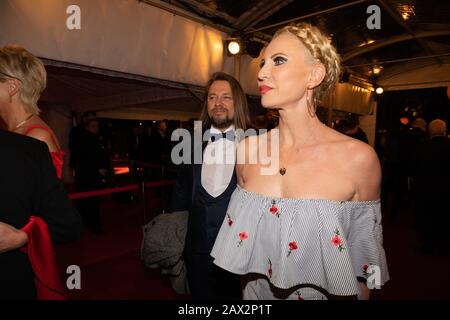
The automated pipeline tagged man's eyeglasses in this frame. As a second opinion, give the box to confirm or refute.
[0,70,22,82]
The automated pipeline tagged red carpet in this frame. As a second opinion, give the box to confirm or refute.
[55,192,190,300]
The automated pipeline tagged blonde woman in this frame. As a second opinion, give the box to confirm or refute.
[0,45,64,179]
[211,23,389,300]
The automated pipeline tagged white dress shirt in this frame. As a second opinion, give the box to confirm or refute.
[201,125,236,197]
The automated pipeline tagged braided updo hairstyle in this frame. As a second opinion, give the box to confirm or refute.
[274,23,341,103]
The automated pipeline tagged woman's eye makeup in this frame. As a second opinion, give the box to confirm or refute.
[259,59,265,69]
[273,56,287,65]
[259,56,287,68]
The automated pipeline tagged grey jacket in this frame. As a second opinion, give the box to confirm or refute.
[141,210,189,294]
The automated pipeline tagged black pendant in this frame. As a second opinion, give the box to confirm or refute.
[279,167,286,176]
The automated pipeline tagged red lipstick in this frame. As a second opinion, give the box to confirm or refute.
[259,85,273,94]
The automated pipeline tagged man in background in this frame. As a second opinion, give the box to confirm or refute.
[412,119,450,255]
[168,72,250,300]
[69,110,97,175]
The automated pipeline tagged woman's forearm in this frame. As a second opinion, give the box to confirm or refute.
[0,222,28,253]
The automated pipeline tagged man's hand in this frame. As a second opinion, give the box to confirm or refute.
[0,222,28,253]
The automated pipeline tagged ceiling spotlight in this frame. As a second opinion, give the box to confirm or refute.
[372,65,383,75]
[397,4,415,21]
[376,87,384,94]
[227,40,241,55]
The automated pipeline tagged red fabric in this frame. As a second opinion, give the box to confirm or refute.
[20,216,66,300]
[24,125,65,179]
[49,151,64,179]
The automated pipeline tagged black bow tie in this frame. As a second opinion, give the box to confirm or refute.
[209,131,235,142]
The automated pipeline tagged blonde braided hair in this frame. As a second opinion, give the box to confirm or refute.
[274,23,341,103]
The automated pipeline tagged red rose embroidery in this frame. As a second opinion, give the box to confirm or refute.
[287,241,298,256]
[362,264,369,277]
[227,214,233,227]
[331,235,342,246]
[237,231,248,247]
[239,232,248,240]
[295,291,304,300]
[332,229,345,252]
[269,205,278,214]
[269,200,280,217]
[289,242,298,250]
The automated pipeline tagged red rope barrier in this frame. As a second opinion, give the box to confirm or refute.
[144,179,176,189]
[133,160,177,172]
[68,185,139,200]
[68,180,176,200]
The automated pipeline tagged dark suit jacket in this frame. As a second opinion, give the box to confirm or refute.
[168,128,243,300]
[168,129,236,253]
[167,130,199,213]
[74,131,109,190]
[0,130,82,299]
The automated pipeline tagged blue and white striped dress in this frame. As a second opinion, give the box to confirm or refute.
[211,185,389,300]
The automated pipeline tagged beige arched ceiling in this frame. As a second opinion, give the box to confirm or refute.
[151,0,450,91]
[2,0,449,121]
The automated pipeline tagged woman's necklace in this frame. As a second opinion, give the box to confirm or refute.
[13,113,34,132]
[279,124,317,176]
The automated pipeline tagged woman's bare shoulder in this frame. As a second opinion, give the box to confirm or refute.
[341,138,379,168]
[321,128,381,200]
[324,126,376,163]
[338,138,381,200]
[24,119,59,152]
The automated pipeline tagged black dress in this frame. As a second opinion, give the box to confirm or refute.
[0,130,81,299]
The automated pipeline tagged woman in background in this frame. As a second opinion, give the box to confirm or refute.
[0,45,64,179]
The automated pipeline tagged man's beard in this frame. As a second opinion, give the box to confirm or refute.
[210,111,233,129]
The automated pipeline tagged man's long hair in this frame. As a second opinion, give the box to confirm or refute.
[199,72,251,131]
